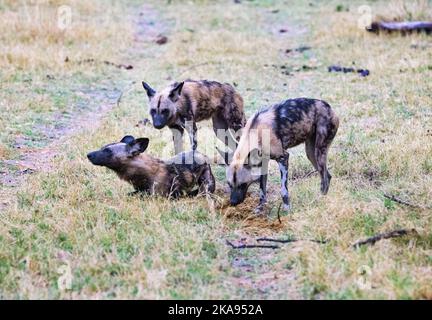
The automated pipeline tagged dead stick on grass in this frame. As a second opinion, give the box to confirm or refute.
[367,21,432,34]
[383,194,423,208]
[276,203,282,224]
[116,81,136,107]
[257,237,327,244]
[226,240,280,250]
[352,228,418,249]
[292,166,332,182]
[76,58,134,70]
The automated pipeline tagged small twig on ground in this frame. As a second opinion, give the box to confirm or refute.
[367,21,432,35]
[226,240,279,250]
[303,169,318,179]
[285,46,312,54]
[290,169,317,182]
[116,81,136,107]
[292,166,333,182]
[257,237,327,244]
[257,237,296,244]
[383,194,422,208]
[72,58,134,70]
[276,203,282,224]
[328,65,370,77]
[352,228,418,249]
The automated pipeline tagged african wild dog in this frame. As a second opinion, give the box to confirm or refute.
[142,79,246,154]
[87,136,215,198]
[219,98,339,213]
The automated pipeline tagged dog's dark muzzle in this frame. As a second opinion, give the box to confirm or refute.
[230,188,247,206]
[87,151,104,166]
[152,114,168,129]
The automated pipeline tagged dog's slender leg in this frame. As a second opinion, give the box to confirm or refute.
[198,165,216,194]
[314,135,331,195]
[305,135,318,170]
[315,112,338,195]
[254,174,268,214]
[277,153,290,211]
[185,120,198,152]
[170,125,184,155]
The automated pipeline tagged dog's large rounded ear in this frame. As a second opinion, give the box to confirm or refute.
[168,81,184,102]
[121,135,135,145]
[129,138,149,156]
[142,82,156,99]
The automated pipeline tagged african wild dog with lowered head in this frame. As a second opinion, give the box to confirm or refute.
[87,136,215,198]
[219,98,339,213]
[142,79,246,154]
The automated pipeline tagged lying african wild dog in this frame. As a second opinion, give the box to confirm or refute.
[142,79,246,154]
[87,136,215,198]
[218,98,339,212]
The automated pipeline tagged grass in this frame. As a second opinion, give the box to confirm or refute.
[0,0,431,299]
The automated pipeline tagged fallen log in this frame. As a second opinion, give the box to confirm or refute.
[367,21,432,35]
[352,228,418,249]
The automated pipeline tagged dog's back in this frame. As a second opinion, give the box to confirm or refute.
[165,151,215,195]
[179,80,245,127]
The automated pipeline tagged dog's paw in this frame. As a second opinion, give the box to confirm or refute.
[254,204,267,215]
[282,203,291,212]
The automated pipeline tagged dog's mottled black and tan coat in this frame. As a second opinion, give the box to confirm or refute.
[222,98,339,212]
[87,136,215,198]
[142,79,246,154]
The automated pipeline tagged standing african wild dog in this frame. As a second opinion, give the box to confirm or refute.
[87,136,215,198]
[219,98,339,212]
[142,79,246,154]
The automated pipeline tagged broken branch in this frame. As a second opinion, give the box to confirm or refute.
[367,21,432,35]
[352,228,418,249]
[276,203,282,224]
[116,81,136,107]
[226,240,279,250]
[257,237,327,244]
[383,194,425,209]
[72,58,134,70]
[292,166,332,182]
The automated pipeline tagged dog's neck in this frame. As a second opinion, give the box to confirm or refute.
[114,154,164,178]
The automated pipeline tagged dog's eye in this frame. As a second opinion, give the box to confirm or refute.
[150,109,156,115]
[161,109,169,116]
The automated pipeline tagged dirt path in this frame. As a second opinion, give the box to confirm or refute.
[0,5,166,189]
[1,87,121,186]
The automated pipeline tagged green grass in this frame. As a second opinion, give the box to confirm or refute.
[0,0,431,299]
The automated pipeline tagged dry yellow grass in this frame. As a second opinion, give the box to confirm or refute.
[0,1,132,73]
[0,0,431,299]
[375,0,432,22]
